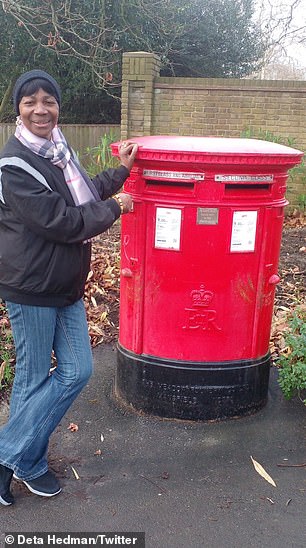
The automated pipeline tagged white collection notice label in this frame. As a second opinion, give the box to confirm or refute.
[230,211,258,252]
[155,207,182,250]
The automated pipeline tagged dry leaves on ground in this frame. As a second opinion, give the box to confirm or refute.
[270,213,306,360]
[250,456,277,487]
[84,225,121,347]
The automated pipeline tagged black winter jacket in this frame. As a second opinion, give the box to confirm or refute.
[0,136,128,306]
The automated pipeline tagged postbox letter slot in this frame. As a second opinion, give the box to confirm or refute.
[146,180,194,188]
[225,183,270,191]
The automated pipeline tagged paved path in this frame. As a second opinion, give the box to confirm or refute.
[1,344,305,547]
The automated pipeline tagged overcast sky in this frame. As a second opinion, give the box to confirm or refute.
[255,0,306,68]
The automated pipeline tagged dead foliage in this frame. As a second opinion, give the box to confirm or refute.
[270,212,306,361]
[84,224,121,346]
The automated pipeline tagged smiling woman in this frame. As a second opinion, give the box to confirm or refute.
[0,69,138,506]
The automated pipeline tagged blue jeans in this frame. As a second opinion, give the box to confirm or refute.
[0,299,93,480]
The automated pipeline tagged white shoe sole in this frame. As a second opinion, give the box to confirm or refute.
[0,494,13,506]
[13,474,61,497]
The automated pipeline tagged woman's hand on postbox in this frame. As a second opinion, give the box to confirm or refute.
[116,192,133,214]
[118,141,138,172]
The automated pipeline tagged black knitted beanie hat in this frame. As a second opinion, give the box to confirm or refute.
[13,69,61,114]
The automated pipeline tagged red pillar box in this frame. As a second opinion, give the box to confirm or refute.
[111,136,303,421]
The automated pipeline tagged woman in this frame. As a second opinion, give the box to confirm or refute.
[0,69,137,505]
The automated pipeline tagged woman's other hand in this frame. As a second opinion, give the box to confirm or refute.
[118,141,138,172]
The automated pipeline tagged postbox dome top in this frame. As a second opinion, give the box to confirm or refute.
[112,135,303,167]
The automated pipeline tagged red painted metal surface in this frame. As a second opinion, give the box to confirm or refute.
[112,136,303,363]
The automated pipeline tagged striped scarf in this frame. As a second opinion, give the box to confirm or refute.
[15,121,99,206]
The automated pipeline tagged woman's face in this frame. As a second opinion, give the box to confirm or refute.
[19,88,59,140]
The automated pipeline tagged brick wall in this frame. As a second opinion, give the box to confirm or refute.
[121,52,306,207]
[121,51,161,139]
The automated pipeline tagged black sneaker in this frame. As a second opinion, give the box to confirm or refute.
[0,464,14,506]
[14,470,61,497]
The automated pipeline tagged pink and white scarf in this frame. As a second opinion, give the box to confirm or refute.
[15,120,99,206]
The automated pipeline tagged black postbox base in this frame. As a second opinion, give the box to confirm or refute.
[115,344,271,421]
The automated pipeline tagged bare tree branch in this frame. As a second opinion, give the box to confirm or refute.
[2,0,127,89]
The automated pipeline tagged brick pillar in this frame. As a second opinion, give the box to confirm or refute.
[121,51,161,139]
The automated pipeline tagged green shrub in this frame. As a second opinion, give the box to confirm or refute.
[240,127,298,147]
[277,308,306,405]
[297,193,306,211]
[240,127,306,208]
[84,131,120,177]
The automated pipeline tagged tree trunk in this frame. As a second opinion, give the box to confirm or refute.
[0,80,14,121]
